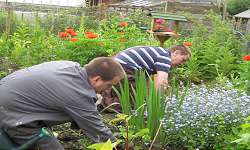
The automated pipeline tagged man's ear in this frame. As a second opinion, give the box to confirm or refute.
[90,76,102,85]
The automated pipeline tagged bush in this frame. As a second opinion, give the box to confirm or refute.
[162,82,250,149]
[171,11,244,83]
[227,0,250,15]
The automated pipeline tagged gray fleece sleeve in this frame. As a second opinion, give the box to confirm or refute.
[64,96,116,143]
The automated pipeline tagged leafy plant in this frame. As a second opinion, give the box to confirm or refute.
[87,139,121,150]
[172,11,243,83]
[231,116,250,148]
[114,71,166,141]
[239,55,250,95]
[109,113,150,149]
[113,75,131,116]
[131,71,147,131]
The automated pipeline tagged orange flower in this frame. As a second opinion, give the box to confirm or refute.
[119,22,129,27]
[59,32,68,38]
[70,31,77,36]
[66,27,74,34]
[85,31,94,35]
[243,55,250,61]
[86,33,98,39]
[70,38,78,42]
[183,42,192,47]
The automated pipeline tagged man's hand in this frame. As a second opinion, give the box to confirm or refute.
[154,71,168,91]
[114,142,134,150]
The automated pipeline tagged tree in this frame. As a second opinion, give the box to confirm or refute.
[227,0,250,15]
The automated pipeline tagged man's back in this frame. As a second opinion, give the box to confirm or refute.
[0,61,96,128]
[115,46,172,74]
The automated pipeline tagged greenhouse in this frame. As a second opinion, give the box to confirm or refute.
[0,0,249,150]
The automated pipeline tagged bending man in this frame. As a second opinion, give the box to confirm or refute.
[101,45,191,110]
[0,57,124,150]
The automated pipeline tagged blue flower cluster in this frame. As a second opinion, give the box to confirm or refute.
[162,82,250,148]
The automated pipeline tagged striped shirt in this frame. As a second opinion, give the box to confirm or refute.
[115,46,171,74]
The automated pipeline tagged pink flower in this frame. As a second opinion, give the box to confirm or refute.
[155,19,165,24]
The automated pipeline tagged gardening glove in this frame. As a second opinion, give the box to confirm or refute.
[95,94,103,106]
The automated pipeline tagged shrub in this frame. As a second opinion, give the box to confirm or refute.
[227,0,250,15]
[162,82,250,149]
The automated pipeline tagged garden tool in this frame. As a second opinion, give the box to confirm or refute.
[0,128,51,150]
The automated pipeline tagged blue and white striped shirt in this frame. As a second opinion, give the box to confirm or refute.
[115,46,171,74]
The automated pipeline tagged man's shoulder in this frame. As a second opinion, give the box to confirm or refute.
[30,61,80,71]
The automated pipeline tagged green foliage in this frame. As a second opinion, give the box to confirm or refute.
[109,114,150,149]
[56,37,112,65]
[0,33,15,78]
[38,9,82,34]
[238,60,250,95]
[127,10,151,28]
[172,11,243,83]
[10,23,61,67]
[81,16,100,31]
[113,76,131,116]
[163,82,249,149]
[0,10,20,36]
[215,116,250,149]
[99,13,152,50]
[227,0,250,15]
[87,139,121,150]
[132,71,147,131]
[114,71,165,141]
[147,77,164,140]
[0,11,6,35]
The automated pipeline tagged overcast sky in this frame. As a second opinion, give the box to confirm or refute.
[0,0,85,7]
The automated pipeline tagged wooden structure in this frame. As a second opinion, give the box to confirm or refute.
[108,0,168,12]
[108,0,222,14]
[148,12,187,47]
[234,9,250,34]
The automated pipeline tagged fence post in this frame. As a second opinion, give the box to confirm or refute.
[222,0,227,21]
[5,1,12,35]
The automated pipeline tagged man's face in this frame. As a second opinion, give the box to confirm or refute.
[90,75,123,93]
[171,50,190,67]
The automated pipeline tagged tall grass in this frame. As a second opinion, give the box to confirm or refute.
[115,71,166,140]
[113,75,131,115]
[132,71,147,131]
[147,77,164,139]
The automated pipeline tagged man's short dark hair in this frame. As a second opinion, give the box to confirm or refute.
[170,45,192,57]
[85,57,124,81]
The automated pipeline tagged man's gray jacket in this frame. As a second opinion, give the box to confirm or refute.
[0,61,115,142]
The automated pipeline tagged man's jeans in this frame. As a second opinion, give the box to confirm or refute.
[5,121,64,150]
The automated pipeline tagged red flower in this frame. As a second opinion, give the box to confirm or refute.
[183,42,192,47]
[86,33,98,39]
[119,22,129,27]
[59,32,68,38]
[243,55,250,61]
[70,38,78,42]
[70,31,77,36]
